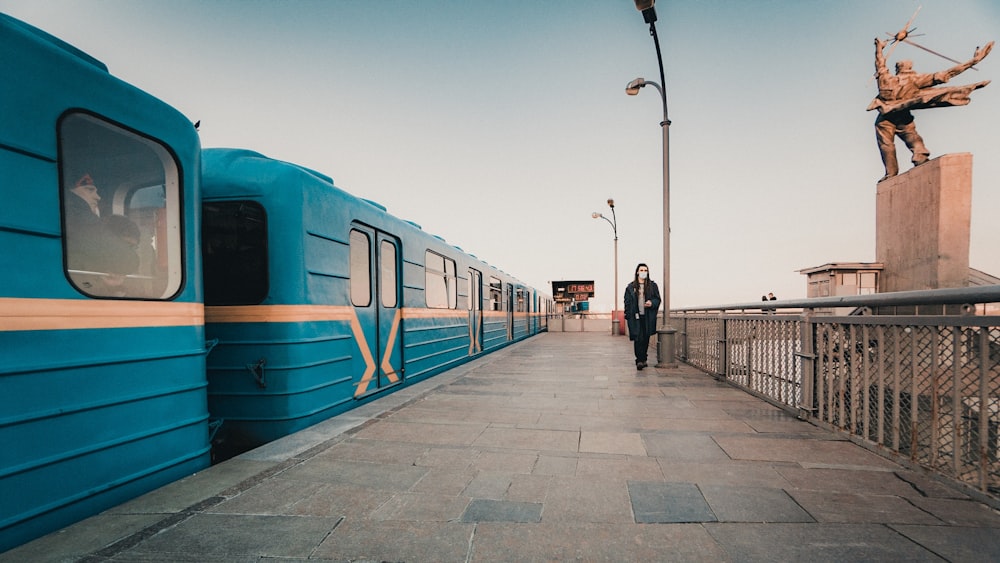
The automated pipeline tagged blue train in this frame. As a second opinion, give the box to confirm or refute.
[200,148,551,459]
[0,13,550,552]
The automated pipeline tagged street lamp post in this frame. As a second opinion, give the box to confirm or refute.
[592,198,619,336]
[627,0,676,368]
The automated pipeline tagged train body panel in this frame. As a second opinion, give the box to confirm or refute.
[201,149,549,456]
[0,14,208,552]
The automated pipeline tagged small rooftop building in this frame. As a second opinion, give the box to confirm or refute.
[798,262,883,315]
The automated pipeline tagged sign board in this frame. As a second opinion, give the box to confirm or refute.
[551,280,595,303]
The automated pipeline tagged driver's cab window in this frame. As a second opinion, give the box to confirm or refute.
[59,112,183,299]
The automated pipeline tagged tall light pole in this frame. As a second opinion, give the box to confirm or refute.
[592,198,619,336]
[627,0,676,367]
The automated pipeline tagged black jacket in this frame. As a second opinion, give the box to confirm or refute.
[623,279,661,340]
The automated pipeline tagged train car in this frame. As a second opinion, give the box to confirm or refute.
[201,148,549,459]
[0,14,209,551]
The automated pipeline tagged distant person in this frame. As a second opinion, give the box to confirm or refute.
[64,173,141,296]
[64,173,103,272]
[67,173,101,218]
[91,214,141,297]
[624,263,660,370]
[765,292,777,313]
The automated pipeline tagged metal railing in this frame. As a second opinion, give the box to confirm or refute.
[674,285,1000,503]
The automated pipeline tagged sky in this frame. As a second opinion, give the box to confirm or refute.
[5,0,999,310]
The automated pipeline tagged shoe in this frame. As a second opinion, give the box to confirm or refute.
[637,362,646,370]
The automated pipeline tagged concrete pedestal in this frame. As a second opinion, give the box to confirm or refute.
[876,153,971,292]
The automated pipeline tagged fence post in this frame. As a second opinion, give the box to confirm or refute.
[797,308,816,417]
[717,312,728,379]
[679,315,688,361]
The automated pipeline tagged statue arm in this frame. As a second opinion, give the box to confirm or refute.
[934,41,995,84]
[874,37,888,75]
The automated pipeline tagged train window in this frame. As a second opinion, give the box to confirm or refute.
[516,288,526,312]
[446,259,457,308]
[350,229,371,307]
[60,112,183,299]
[489,276,502,311]
[202,201,268,305]
[468,269,482,311]
[380,240,397,308]
[425,250,456,309]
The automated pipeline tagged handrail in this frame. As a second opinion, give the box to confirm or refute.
[676,284,1000,312]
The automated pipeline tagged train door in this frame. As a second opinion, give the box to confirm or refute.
[468,268,483,354]
[506,283,514,341]
[350,225,402,396]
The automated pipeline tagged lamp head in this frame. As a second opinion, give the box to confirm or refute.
[592,212,601,219]
[607,198,614,208]
[626,77,645,95]
[633,0,657,24]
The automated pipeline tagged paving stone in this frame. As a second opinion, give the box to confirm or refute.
[461,499,542,522]
[0,513,163,563]
[775,466,924,498]
[414,445,480,469]
[505,474,553,502]
[283,482,393,518]
[628,481,718,523]
[787,490,943,524]
[472,450,537,473]
[462,472,513,499]
[700,485,814,523]
[533,454,578,476]
[470,522,730,561]
[544,477,634,523]
[532,412,627,432]
[472,426,579,452]
[705,522,941,562]
[656,460,794,488]
[714,434,901,468]
[120,514,339,559]
[208,477,327,515]
[900,496,1000,527]
[642,433,732,462]
[410,467,477,495]
[312,519,473,562]
[576,456,664,481]
[279,458,428,491]
[370,491,470,521]
[352,419,488,445]
[315,438,428,465]
[894,470,973,499]
[580,430,647,455]
[891,524,1000,561]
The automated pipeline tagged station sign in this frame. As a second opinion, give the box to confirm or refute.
[551,280,595,303]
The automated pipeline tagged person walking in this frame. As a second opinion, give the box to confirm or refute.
[624,263,660,370]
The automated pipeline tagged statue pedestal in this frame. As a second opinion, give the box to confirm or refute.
[876,153,972,292]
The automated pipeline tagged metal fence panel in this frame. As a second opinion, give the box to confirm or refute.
[676,312,1000,499]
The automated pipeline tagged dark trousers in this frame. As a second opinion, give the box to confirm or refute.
[633,318,651,364]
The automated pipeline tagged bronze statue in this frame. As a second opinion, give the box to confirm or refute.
[868,38,993,181]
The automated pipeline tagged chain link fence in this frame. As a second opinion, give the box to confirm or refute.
[677,309,1000,500]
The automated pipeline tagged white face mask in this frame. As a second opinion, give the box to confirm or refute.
[638,272,647,280]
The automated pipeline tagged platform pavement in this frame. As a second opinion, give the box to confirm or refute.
[5,331,1000,562]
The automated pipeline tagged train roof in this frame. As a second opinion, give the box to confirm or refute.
[1,13,106,71]
[200,148,545,293]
